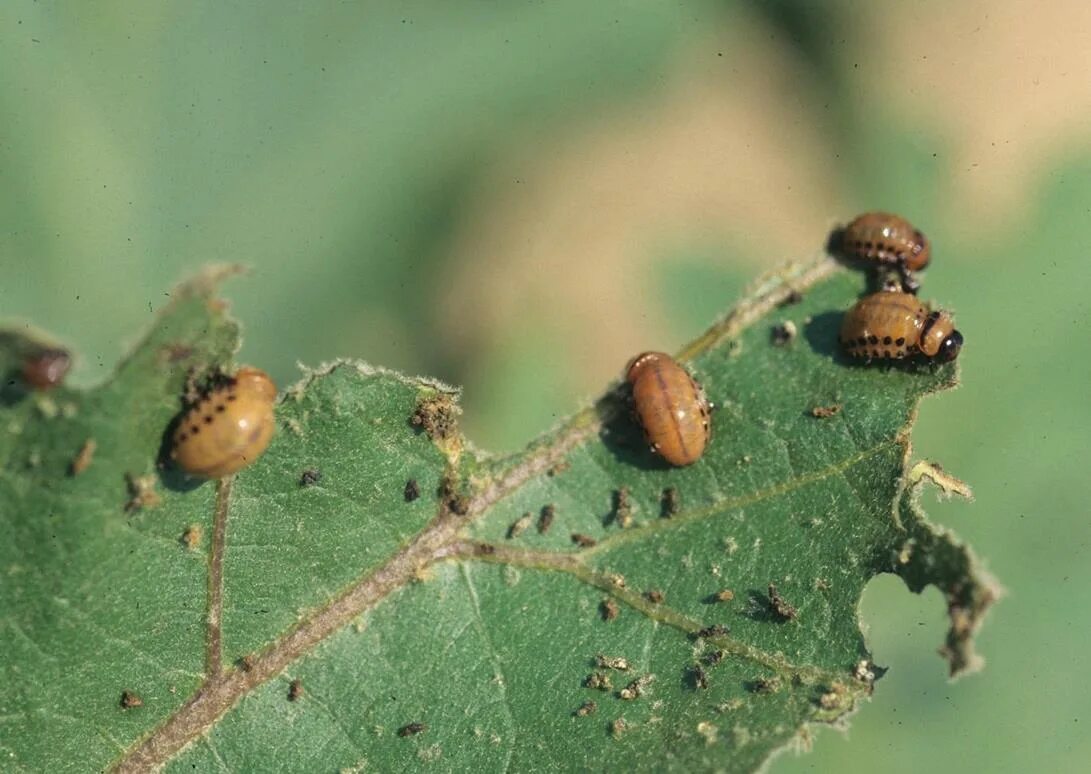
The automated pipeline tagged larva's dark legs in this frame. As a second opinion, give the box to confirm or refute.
[898,263,920,294]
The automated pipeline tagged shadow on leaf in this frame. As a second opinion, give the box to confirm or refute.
[596,393,672,472]
[155,413,205,493]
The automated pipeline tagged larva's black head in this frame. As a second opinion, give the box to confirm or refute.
[937,329,963,363]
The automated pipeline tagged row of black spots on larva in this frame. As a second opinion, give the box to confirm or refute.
[169,368,277,480]
[839,290,963,365]
[829,213,965,365]
[838,212,931,295]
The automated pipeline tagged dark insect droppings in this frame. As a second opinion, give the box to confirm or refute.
[571,533,597,548]
[692,624,729,640]
[398,722,426,737]
[767,583,799,621]
[660,487,681,518]
[404,479,421,502]
[537,504,556,534]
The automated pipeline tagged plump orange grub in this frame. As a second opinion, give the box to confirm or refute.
[22,348,72,390]
[843,212,930,293]
[840,290,963,362]
[170,367,277,478]
[625,351,711,466]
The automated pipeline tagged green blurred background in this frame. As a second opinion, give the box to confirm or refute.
[2,1,1088,771]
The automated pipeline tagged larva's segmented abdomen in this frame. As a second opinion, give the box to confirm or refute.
[843,212,930,272]
[840,291,926,360]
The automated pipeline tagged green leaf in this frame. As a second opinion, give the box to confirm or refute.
[0,256,997,773]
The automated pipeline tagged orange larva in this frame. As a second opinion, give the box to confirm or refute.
[843,212,930,292]
[625,352,711,466]
[22,348,71,391]
[170,367,277,478]
[840,290,963,363]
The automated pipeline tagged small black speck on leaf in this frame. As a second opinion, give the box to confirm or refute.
[584,672,613,691]
[767,583,799,621]
[404,478,420,502]
[299,468,322,487]
[574,700,597,717]
[608,487,633,528]
[748,677,782,694]
[810,403,842,419]
[507,512,533,539]
[571,533,597,548]
[771,320,797,346]
[537,504,556,534]
[398,722,426,737]
[688,664,710,690]
[703,649,725,666]
[660,487,680,518]
[692,624,729,640]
